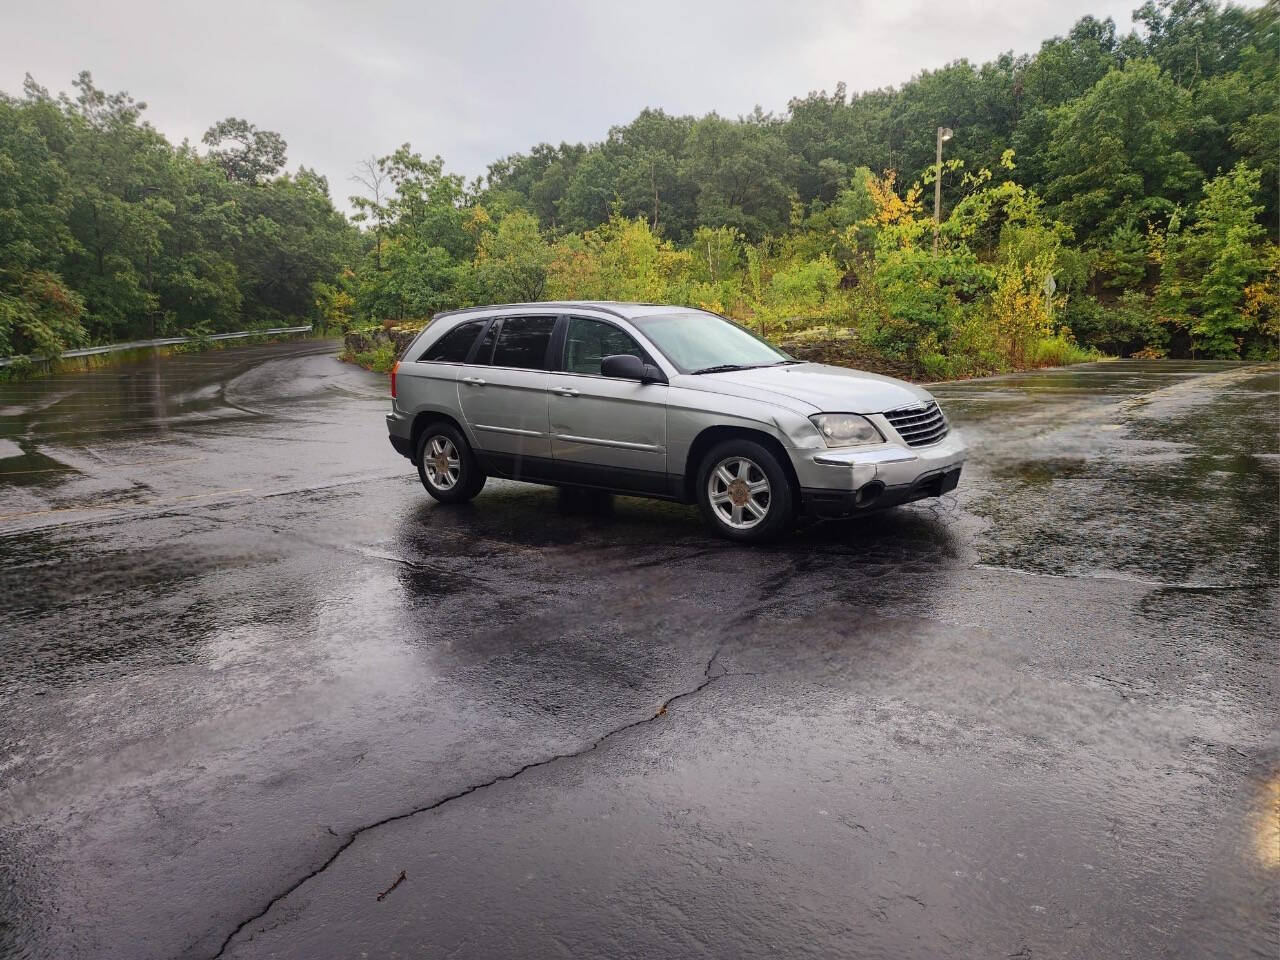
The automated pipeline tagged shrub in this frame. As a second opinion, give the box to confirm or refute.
[344,341,397,373]
[1027,333,1098,367]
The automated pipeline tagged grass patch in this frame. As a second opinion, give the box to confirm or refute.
[1027,334,1103,368]
[342,342,397,373]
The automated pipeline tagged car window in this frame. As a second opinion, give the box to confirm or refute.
[630,311,790,373]
[563,317,652,376]
[421,320,485,363]
[489,315,556,370]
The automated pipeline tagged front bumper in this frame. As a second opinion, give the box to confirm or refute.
[801,464,962,518]
[794,430,966,518]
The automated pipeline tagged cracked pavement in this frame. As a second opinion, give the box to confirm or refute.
[0,341,1276,959]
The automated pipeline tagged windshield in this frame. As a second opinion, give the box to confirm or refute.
[630,312,792,374]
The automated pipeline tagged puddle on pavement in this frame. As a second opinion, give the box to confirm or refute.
[0,445,78,486]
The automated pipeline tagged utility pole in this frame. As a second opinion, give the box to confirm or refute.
[933,126,953,256]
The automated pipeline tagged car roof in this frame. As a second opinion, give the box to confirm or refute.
[430,302,707,323]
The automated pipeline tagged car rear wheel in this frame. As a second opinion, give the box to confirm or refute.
[696,439,794,542]
[417,423,486,503]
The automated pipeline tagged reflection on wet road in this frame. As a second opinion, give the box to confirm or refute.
[0,342,1276,959]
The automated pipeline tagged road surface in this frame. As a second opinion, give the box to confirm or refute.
[0,340,1275,959]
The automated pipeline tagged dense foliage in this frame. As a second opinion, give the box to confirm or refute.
[0,73,354,358]
[329,0,1276,374]
[3,0,1276,374]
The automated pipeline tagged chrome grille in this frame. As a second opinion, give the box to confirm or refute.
[883,400,948,447]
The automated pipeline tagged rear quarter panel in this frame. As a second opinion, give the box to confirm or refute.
[394,362,468,447]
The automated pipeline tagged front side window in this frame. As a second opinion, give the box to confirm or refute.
[421,320,485,363]
[489,315,556,370]
[563,317,651,376]
[630,311,791,374]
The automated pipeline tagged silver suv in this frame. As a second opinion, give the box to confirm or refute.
[386,302,966,542]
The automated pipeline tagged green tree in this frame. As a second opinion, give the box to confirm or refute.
[1136,0,1257,86]
[379,146,474,261]
[234,167,352,325]
[347,145,476,322]
[202,117,287,184]
[559,151,619,232]
[1020,16,1126,107]
[782,84,859,205]
[0,92,86,355]
[358,235,463,322]
[546,215,688,303]
[606,109,694,236]
[1043,59,1200,242]
[54,72,171,341]
[0,71,355,354]
[148,145,241,335]
[474,210,553,302]
[1159,163,1269,357]
[681,112,796,239]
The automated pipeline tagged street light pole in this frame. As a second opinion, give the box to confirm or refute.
[933,126,953,256]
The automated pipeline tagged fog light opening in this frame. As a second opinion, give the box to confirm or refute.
[854,480,885,506]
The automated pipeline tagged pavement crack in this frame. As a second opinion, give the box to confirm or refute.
[209,643,726,959]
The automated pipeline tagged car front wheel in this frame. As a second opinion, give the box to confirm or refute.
[696,438,794,542]
[417,423,486,503]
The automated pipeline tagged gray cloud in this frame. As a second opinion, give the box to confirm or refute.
[0,0,1248,212]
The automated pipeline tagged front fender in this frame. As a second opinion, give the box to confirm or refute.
[666,386,821,480]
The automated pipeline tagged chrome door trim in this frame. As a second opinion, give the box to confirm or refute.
[473,423,544,438]
[552,433,664,452]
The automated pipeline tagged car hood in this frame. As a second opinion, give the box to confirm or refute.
[678,363,932,414]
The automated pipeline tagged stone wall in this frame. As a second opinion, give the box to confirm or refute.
[342,324,425,359]
[778,333,916,381]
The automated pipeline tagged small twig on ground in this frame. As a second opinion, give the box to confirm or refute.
[376,870,406,902]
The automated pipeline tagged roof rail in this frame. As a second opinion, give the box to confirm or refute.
[428,301,633,322]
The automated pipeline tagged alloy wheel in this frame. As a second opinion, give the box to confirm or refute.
[424,435,461,490]
[707,456,771,530]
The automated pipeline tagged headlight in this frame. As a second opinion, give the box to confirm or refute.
[809,413,883,447]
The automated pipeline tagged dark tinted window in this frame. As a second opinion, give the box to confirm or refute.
[490,316,556,370]
[421,320,484,363]
[564,317,651,375]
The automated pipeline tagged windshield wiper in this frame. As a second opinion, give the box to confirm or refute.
[691,363,752,375]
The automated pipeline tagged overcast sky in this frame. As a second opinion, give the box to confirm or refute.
[0,0,1254,212]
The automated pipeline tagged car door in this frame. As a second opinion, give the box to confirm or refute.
[457,314,556,478]
[547,316,668,493]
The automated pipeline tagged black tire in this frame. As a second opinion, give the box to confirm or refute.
[416,423,486,504]
[695,438,794,543]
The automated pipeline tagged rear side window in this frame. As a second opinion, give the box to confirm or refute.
[421,320,485,363]
[490,316,556,370]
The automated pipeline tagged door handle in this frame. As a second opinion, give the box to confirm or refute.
[462,376,486,386]
[552,386,579,397]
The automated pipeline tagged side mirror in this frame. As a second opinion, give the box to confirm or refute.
[601,354,665,383]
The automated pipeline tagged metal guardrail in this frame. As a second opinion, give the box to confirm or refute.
[0,325,313,368]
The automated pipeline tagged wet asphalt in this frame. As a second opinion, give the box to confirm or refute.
[0,340,1276,960]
